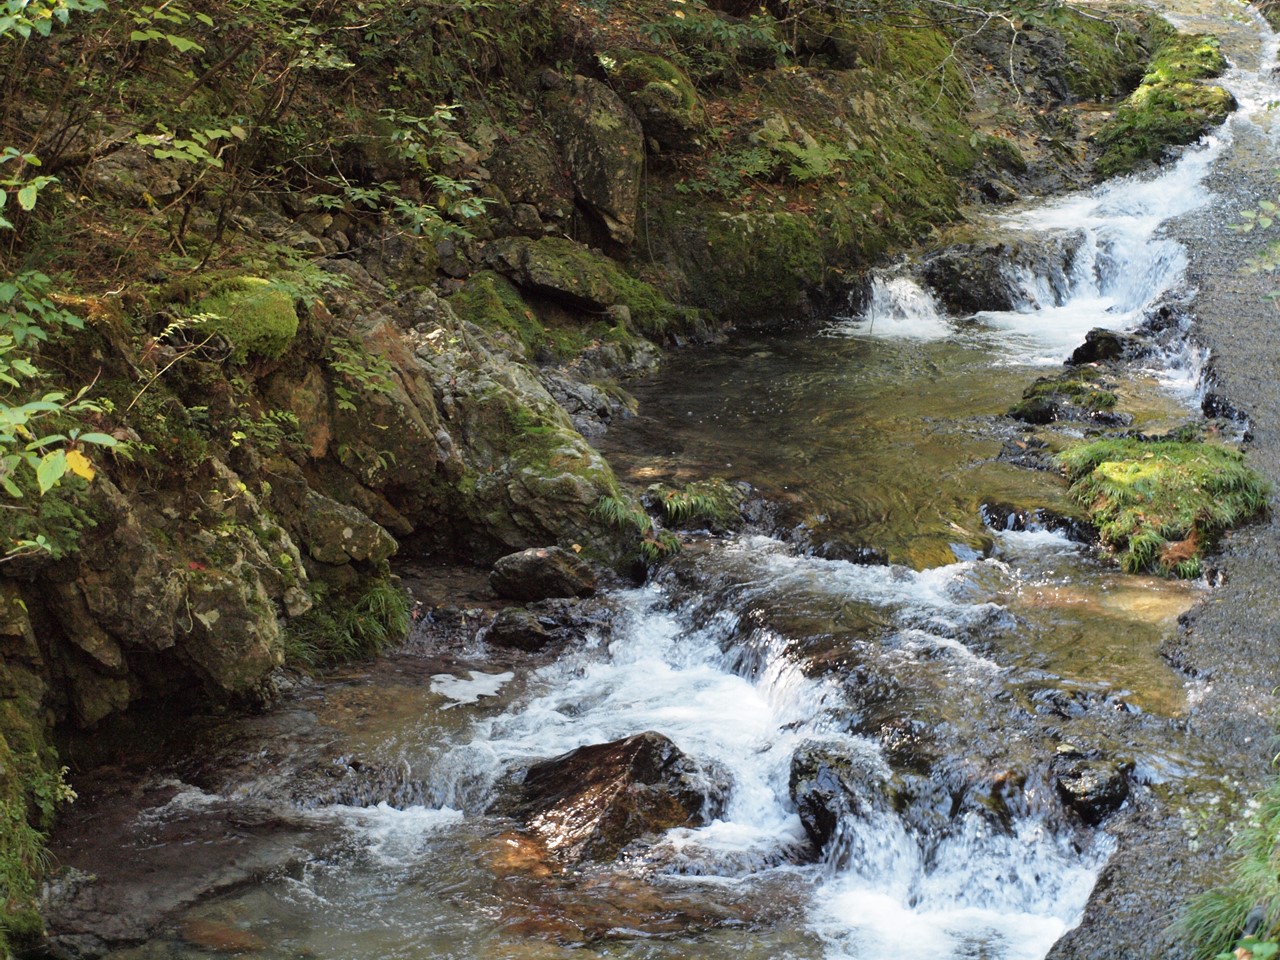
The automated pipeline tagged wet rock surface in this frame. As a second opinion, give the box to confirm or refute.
[1048,35,1280,960]
[510,731,724,863]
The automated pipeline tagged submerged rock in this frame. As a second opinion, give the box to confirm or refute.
[485,607,554,651]
[512,731,723,862]
[490,546,597,602]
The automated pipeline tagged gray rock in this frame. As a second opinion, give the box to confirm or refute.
[490,546,597,601]
[299,491,398,566]
[544,76,644,246]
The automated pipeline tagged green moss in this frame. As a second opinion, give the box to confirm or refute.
[1095,33,1235,178]
[1058,7,1163,100]
[1008,369,1118,423]
[1057,438,1269,577]
[449,271,548,357]
[192,277,299,362]
[612,49,698,111]
[699,210,828,320]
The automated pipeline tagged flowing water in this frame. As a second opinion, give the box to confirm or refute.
[59,7,1280,960]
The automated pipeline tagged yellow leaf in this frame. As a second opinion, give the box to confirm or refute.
[65,449,95,482]
[571,543,582,553]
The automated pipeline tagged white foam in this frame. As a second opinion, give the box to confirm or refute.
[828,274,953,340]
[429,669,514,707]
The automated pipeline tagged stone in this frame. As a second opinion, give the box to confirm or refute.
[490,547,597,602]
[484,236,621,312]
[84,143,181,206]
[487,133,576,224]
[788,743,893,858]
[512,731,722,862]
[544,75,644,246]
[1053,755,1130,825]
[919,231,1084,316]
[1068,327,1145,365]
[485,607,554,651]
[298,491,398,566]
[609,51,705,153]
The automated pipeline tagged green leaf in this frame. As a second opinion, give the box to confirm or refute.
[16,182,38,210]
[1261,200,1277,213]
[35,449,66,494]
[76,432,117,446]
[195,11,213,25]
[165,34,204,53]
[1,474,23,498]
[1261,216,1274,229]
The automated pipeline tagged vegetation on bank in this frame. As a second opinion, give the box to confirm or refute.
[1181,771,1280,958]
[1057,436,1269,579]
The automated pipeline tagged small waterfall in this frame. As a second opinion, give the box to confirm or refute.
[828,273,951,340]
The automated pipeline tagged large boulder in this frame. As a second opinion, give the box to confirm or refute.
[490,546,597,601]
[544,75,644,247]
[511,731,723,862]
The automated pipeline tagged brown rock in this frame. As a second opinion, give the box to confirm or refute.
[490,546,597,602]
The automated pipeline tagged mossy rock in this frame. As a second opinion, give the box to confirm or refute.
[449,270,549,358]
[609,50,703,152]
[192,277,299,362]
[1057,437,1270,577]
[643,478,745,534]
[484,236,704,341]
[1008,369,1119,425]
[1094,33,1235,178]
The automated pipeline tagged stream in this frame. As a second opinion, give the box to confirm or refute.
[42,4,1280,959]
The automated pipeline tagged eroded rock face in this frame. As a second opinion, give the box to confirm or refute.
[919,231,1084,316]
[490,546,597,602]
[512,731,723,862]
[544,76,644,247]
